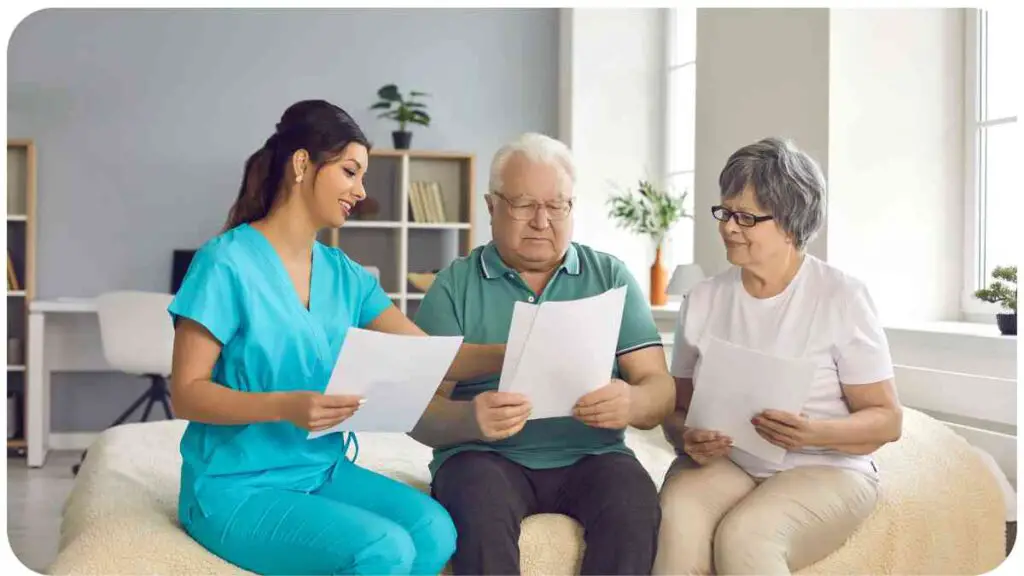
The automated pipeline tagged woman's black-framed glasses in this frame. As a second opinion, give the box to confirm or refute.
[492,191,574,221]
[711,205,774,228]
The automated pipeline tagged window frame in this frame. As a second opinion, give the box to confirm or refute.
[961,8,1018,322]
[664,7,697,269]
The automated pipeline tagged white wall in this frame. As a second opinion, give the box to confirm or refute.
[692,8,966,325]
[828,9,964,323]
[559,8,666,291]
[693,8,831,278]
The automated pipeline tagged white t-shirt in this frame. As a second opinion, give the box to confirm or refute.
[670,255,894,481]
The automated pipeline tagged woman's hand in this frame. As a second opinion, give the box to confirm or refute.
[280,392,365,432]
[682,428,732,464]
[752,410,820,450]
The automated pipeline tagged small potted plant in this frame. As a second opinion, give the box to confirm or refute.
[370,84,431,150]
[607,179,691,305]
[974,265,1017,335]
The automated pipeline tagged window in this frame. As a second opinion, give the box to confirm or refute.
[964,9,1020,315]
[665,7,697,268]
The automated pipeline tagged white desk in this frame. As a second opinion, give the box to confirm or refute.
[27,298,111,467]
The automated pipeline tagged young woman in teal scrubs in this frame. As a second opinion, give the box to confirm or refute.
[168,99,504,575]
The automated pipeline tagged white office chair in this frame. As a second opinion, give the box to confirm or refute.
[73,290,175,475]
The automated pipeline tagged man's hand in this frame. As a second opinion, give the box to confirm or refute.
[573,379,631,429]
[753,410,821,450]
[473,391,531,442]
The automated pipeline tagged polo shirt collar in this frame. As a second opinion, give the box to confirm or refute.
[480,241,581,279]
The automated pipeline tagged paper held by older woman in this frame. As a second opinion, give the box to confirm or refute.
[686,335,815,463]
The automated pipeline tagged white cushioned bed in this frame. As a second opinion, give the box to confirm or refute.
[48,408,1006,575]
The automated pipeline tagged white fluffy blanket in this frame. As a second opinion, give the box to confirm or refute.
[48,408,1005,575]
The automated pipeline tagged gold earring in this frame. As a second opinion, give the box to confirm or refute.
[296,174,303,183]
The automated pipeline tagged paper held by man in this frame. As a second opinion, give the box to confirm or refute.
[685,336,816,464]
[498,286,627,420]
[308,328,463,438]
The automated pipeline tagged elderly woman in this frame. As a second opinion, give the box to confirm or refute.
[655,137,902,575]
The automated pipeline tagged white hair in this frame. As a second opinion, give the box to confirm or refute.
[488,132,576,198]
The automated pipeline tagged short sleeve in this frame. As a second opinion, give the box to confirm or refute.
[834,280,894,385]
[612,259,663,355]
[670,295,699,378]
[348,261,392,328]
[413,272,464,337]
[167,245,242,345]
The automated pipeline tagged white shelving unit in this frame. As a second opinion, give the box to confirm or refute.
[320,149,476,315]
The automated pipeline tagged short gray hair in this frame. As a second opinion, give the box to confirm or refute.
[719,137,826,249]
[488,132,576,197]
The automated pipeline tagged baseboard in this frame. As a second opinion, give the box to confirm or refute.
[50,432,99,451]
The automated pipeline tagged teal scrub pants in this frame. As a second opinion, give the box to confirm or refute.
[183,459,457,575]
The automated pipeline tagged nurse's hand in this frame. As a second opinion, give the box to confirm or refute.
[473,391,532,441]
[280,392,365,432]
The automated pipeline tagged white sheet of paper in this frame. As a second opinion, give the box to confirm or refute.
[685,336,816,464]
[308,328,463,438]
[499,287,627,420]
[496,300,538,391]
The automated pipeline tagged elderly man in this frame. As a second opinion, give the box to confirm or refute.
[411,132,676,575]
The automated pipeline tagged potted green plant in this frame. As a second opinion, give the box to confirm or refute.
[607,179,691,305]
[370,84,431,149]
[974,265,1017,335]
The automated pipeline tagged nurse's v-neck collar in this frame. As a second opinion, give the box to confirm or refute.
[240,223,322,315]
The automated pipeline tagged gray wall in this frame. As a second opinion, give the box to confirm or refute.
[7,8,558,432]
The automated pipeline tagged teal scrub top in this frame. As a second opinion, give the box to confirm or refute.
[167,223,392,520]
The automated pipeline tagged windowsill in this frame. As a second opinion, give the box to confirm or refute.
[883,320,1015,340]
[651,300,1015,341]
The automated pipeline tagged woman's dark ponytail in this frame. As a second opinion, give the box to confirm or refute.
[224,135,280,231]
[223,100,371,231]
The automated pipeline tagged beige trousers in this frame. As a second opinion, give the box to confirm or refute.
[653,455,879,575]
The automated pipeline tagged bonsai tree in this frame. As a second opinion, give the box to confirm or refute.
[974,265,1017,313]
[975,265,1017,335]
[370,84,431,149]
[606,179,690,250]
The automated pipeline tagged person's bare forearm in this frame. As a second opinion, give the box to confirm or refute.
[812,406,903,455]
[171,378,286,425]
[661,410,689,452]
[409,394,481,448]
[628,373,676,429]
[445,343,504,382]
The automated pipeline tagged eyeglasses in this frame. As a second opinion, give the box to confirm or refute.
[711,205,774,228]
[491,192,574,221]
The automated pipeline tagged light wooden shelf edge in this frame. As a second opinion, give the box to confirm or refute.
[370,149,474,160]
[344,221,402,229]
[407,223,471,230]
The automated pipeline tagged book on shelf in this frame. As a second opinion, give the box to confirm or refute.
[409,181,447,224]
[7,250,20,291]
